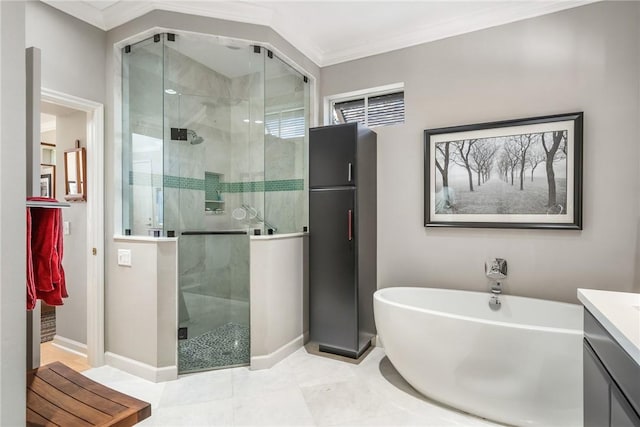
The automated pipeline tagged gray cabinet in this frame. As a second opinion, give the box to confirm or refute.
[309,123,357,188]
[584,310,640,427]
[309,188,356,351]
[309,123,377,359]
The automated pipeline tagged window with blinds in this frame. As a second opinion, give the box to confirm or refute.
[265,108,305,139]
[332,90,404,127]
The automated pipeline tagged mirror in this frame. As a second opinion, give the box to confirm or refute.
[64,147,86,201]
[40,164,55,198]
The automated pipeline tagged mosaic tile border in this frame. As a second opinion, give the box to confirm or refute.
[130,171,303,193]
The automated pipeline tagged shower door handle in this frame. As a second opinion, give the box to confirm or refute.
[348,209,353,241]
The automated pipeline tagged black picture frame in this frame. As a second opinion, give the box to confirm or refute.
[40,173,52,198]
[424,112,583,230]
[40,164,55,198]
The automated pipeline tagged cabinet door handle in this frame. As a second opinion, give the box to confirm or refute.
[348,209,353,241]
[348,162,352,182]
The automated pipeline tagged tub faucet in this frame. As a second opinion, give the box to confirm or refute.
[485,258,507,281]
[485,258,507,310]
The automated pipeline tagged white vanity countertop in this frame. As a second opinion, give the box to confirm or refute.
[577,288,640,365]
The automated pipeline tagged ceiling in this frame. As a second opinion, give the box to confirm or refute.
[41,102,83,132]
[42,0,596,67]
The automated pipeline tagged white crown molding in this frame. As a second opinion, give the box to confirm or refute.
[42,0,108,29]
[101,1,154,30]
[318,0,598,66]
[268,13,324,66]
[102,0,275,30]
[41,0,597,67]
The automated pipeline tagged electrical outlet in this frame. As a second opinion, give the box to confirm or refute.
[117,249,132,267]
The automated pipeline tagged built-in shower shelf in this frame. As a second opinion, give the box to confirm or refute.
[205,199,224,215]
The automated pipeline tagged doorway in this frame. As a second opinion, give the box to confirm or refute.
[38,89,105,368]
[38,102,90,371]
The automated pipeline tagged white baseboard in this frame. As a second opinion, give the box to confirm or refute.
[104,352,178,383]
[250,332,308,371]
[52,335,88,357]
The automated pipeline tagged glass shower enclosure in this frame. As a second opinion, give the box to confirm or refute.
[122,32,309,373]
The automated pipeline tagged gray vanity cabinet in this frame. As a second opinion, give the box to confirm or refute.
[583,310,640,427]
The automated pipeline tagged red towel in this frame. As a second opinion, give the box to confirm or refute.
[26,197,67,310]
[26,208,36,310]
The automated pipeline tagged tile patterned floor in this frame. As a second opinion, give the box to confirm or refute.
[82,346,503,427]
[179,323,250,373]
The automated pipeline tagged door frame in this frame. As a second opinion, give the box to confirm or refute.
[41,88,105,367]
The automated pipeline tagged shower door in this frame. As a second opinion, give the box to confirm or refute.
[162,33,265,373]
[177,233,250,372]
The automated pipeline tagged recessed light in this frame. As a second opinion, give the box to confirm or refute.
[254,120,263,124]
[243,119,250,123]
[164,89,177,95]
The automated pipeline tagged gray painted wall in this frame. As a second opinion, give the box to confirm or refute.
[56,111,88,345]
[25,1,104,350]
[107,239,177,369]
[25,1,106,103]
[320,2,640,303]
[107,10,319,78]
[0,1,26,423]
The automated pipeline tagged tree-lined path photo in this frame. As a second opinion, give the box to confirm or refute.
[433,130,568,215]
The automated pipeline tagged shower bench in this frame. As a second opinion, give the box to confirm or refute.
[27,362,151,426]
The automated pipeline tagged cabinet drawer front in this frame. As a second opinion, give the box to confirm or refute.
[584,309,640,416]
[584,341,613,427]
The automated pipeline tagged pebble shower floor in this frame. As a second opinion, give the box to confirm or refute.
[178,323,250,373]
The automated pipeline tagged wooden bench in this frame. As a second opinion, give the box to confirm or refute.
[27,362,151,426]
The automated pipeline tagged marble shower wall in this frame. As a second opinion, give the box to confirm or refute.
[264,65,308,234]
[224,71,265,233]
[124,40,164,236]
[125,35,309,306]
[162,42,253,302]
[264,134,306,234]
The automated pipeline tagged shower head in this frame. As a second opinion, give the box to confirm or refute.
[187,129,204,145]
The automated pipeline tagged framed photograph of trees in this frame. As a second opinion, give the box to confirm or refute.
[424,112,583,229]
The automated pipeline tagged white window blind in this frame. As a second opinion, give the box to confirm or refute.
[333,90,404,127]
[265,108,305,139]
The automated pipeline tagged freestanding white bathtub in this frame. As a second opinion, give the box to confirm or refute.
[373,287,583,427]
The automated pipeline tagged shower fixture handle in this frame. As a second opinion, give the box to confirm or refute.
[485,258,507,280]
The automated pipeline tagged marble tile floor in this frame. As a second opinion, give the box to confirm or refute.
[82,346,503,427]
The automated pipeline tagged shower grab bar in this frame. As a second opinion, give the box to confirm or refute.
[181,230,247,235]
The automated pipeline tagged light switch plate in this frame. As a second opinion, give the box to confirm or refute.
[117,249,132,267]
[63,221,70,235]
